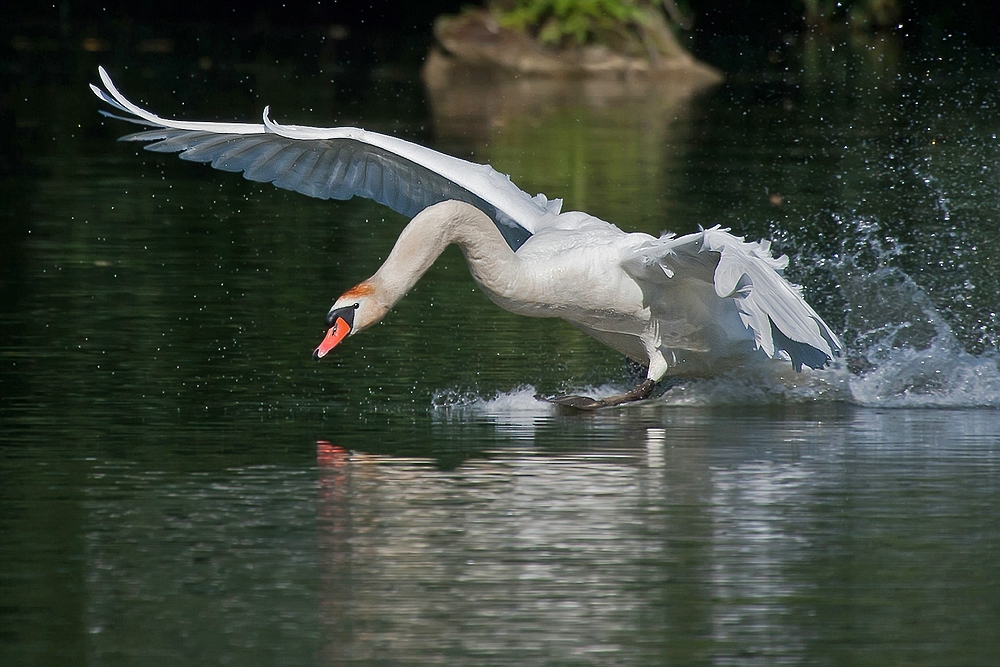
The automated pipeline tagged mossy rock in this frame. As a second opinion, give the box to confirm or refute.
[424,8,723,83]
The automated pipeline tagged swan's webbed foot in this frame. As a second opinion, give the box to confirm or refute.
[543,394,604,410]
[540,379,657,411]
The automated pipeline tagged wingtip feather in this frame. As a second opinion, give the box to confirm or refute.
[262,106,278,134]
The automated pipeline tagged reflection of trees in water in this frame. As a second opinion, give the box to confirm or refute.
[424,66,719,233]
[0,79,32,342]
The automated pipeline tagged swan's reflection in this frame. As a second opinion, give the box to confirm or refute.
[316,424,813,663]
[708,460,813,658]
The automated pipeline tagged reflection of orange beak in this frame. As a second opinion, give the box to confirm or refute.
[313,316,351,360]
[316,440,348,467]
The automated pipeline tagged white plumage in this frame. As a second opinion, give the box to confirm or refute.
[92,67,841,408]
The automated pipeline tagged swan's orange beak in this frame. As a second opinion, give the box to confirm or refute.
[313,316,351,360]
[314,303,360,360]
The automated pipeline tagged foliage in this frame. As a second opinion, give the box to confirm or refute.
[493,0,656,48]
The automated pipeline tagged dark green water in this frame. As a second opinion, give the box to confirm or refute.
[2,31,1000,666]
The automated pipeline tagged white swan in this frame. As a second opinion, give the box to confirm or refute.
[91,67,841,408]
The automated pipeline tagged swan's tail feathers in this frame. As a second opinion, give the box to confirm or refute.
[704,229,843,370]
[90,67,550,251]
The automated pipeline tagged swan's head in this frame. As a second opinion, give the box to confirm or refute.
[312,281,387,360]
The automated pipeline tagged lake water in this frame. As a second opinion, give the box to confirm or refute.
[2,29,1000,666]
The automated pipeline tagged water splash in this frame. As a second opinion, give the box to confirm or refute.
[789,215,1000,408]
[431,385,556,438]
[847,339,1000,408]
[431,385,551,416]
[839,265,1000,408]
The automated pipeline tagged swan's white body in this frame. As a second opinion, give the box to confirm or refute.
[91,67,841,400]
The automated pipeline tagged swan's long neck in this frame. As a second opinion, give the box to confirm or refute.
[367,200,520,311]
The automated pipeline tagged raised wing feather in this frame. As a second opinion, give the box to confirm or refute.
[625,227,842,370]
[90,67,562,251]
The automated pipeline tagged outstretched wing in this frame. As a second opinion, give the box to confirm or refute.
[625,227,842,370]
[90,67,562,251]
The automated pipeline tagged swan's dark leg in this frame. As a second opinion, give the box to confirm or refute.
[542,378,657,410]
